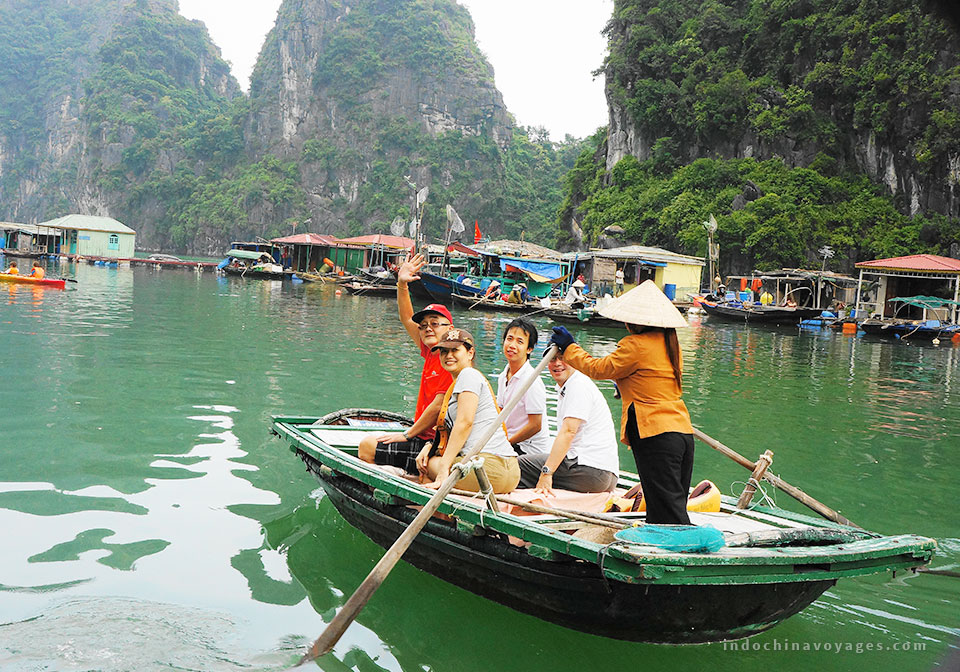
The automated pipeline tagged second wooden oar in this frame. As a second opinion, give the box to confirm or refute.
[692,427,860,528]
[298,344,561,665]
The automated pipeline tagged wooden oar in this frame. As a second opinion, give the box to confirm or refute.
[692,428,860,528]
[298,344,561,665]
[467,288,500,310]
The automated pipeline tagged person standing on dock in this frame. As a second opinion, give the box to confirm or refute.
[614,267,625,296]
[358,253,454,475]
[548,280,694,525]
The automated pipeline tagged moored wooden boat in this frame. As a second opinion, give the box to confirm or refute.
[545,307,623,328]
[358,267,397,286]
[418,271,483,301]
[271,409,935,644]
[0,272,66,289]
[700,300,823,324]
[222,265,293,280]
[859,319,960,341]
[340,282,398,297]
[450,291,538,312]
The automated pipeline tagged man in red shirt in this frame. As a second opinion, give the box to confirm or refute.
[358,252,454,474]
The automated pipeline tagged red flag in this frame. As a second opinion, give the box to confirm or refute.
[474,220,482,244]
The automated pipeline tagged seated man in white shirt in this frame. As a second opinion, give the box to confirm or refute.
[517,357,620,494]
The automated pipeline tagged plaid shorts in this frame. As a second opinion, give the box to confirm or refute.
[374,437,429,475]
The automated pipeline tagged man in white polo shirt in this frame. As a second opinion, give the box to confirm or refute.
[517,357,620,494]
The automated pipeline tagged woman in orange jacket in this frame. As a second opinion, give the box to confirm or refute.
[549,280,694,525]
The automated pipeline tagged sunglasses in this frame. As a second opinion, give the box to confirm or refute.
[418,321,451,331]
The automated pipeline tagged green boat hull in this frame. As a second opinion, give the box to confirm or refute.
[273,412,936,644]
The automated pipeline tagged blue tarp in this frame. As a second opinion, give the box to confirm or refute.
[499,257,564,281]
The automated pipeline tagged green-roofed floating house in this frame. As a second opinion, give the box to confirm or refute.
[40,214,136,259]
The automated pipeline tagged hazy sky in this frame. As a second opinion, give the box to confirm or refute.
[177,0,613,140]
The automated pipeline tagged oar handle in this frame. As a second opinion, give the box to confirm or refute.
[300,345,560,664]
[692,428,860,528]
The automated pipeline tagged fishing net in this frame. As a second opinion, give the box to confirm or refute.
[614,524,726,553]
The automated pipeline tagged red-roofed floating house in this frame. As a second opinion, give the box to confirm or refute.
[854,254,960,322]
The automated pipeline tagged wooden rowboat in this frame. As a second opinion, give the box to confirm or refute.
[0,273,66,289]
[272,409,935,644]
[545,307,623,328]
[699,300,823,324]
[450,291,538,312]
[340,282,397,297]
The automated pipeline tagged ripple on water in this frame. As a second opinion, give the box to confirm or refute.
[0,597,295,671]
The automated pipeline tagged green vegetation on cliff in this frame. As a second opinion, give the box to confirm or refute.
[246,0,584,249]
[82,3,308,248]
[604,0,960,171]
[561,138,954,270]
[0,1,107,202]
[561,0,960,270]
[333,122,585,246]
[312,0,491,105]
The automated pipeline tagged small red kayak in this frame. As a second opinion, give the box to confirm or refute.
[0,273,66,289]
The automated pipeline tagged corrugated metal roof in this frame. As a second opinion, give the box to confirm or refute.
[0,222,62,235]
[270,233,336,245]
[226,249,273,260]
[856,254,960,273]
[39,214,135,235]
[336,234,414,249]
[477,240,563,259]
[562,245,705,266]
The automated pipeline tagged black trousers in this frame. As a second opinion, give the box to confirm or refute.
[626,405,695,525]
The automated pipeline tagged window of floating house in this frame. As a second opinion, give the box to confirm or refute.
[108,234,119,251]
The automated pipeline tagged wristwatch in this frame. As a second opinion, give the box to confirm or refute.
[540,465,553,475]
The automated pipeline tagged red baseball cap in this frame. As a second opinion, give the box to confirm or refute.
[411,303,453,324]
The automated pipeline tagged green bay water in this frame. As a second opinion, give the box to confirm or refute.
[0,260,957,671]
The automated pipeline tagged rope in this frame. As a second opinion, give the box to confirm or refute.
[730,477,776,511]
[596,543,616,593]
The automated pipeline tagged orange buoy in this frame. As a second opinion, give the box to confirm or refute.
[952,333,960,344]
[842,321,857,334]
[335,288,342,296]
[603,479,721,513]
[323,257,335,268]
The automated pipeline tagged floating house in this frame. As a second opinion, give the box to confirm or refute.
[854,254,960,322]
[270,233,342,271]
[335,234,414,272]
[269,233,415,274]
[563,246,705,300]
[469,240,571,298]
[0,221,64,256]
[40,214,135,259]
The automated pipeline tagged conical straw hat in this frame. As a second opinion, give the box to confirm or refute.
[598,280,687,328]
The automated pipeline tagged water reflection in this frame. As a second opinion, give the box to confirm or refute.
[0,267,957,671]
